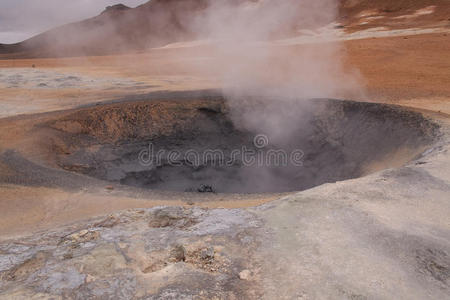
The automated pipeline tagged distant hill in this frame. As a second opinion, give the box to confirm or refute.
[0,0,208,58]
[0,0,448,58]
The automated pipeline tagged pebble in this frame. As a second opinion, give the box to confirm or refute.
[239,269,251,280]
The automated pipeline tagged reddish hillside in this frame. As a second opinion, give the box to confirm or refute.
[339,0,450,31]
[0,0,448,58]
[0,0,208,58]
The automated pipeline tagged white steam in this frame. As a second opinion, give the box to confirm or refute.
[192,0,364,143]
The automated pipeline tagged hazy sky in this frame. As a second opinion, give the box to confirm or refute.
[0,0,148,44]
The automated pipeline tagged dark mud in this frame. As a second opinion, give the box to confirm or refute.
[33,97,439,193]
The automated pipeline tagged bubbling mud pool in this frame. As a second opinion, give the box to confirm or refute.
[38,97,438,194]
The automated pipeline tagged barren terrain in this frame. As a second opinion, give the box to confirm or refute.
[0,1,449,299]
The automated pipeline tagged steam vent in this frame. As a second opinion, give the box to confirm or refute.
[1,0,450,299]
[38,98,438,193]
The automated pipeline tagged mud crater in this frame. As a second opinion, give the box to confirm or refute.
[43,98,438,194]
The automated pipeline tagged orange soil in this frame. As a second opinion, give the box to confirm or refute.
[1,32,449,112]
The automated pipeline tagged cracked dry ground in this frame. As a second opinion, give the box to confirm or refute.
[0,207,263,299]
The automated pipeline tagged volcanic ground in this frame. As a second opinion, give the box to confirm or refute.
[0,1,450,299]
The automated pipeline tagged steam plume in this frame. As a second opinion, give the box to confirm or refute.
[192,0,364,143]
